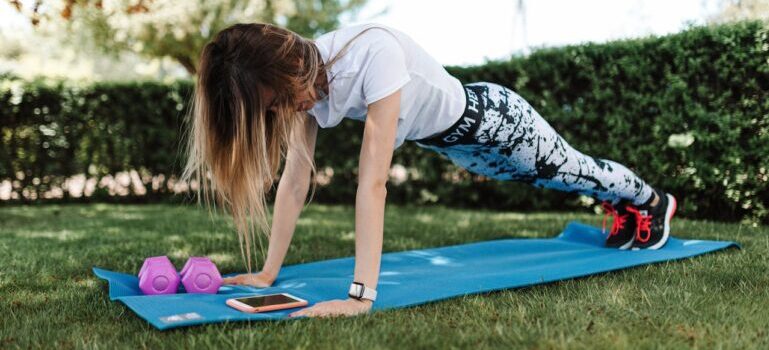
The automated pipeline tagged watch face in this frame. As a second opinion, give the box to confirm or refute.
[350,283,364,298]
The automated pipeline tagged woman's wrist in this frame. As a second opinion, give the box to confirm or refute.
[348,297,373,306]
[261,267,279,282]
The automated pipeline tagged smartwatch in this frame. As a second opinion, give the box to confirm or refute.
[348,281,377,302]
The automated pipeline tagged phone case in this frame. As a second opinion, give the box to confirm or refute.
[226,293,309,313]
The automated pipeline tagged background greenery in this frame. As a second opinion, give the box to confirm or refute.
[1,21,768,222]
[4,0,370,76]
[0,203,764,349]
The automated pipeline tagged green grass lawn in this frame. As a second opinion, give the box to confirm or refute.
[1,203,767,349]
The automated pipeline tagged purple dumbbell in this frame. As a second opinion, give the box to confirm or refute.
[180,257,222,294]
[138,256,180,295]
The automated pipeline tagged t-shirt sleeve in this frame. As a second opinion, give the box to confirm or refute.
[362,33,411,105]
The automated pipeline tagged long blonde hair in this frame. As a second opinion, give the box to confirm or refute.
[182,23,387,273]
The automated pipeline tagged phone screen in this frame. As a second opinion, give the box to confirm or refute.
[236,294,300,307]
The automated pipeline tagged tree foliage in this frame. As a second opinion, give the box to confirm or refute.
[711,0,769,23]
[6,0,370,74]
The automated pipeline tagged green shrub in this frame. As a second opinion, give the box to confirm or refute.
[1,21,768,222]
[0,79,192,201]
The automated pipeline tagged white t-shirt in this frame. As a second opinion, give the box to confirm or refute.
[308,23,466,149]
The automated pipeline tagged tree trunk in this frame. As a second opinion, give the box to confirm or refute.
[176,55,197,75]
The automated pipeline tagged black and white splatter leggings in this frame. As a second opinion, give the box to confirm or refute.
[414,81,654,206]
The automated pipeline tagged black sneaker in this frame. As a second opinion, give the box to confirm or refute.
[626,189,677,250]
[601,201,636,250]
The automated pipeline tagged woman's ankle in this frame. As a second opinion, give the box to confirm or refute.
[635,189,660,209]
[648,192,660,207]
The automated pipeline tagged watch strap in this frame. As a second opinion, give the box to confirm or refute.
[348,281,377,302]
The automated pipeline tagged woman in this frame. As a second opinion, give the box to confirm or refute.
[182,22,677,318]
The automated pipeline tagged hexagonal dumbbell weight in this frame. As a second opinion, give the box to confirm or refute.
[138,256,180,295]
[179,257,222,294]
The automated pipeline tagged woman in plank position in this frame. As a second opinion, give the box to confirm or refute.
[183,22,677,318]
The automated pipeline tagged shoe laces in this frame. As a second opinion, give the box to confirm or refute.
[601,201,628,237]
[626,205,652,243]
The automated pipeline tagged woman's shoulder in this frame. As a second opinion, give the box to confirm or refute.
[316,22,391,37]
[316,23,400,50]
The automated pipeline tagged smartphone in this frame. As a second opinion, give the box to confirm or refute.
[226,293,308,313]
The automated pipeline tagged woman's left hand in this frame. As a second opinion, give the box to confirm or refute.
[289,298,372,318]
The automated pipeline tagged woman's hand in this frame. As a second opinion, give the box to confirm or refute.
[222,270,276,288]
[289,298,372,318]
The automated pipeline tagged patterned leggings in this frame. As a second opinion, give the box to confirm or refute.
[415,82,653,205]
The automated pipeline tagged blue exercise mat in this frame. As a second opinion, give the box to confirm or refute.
[93,221,737,330]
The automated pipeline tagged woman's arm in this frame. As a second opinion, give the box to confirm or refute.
[223,115,318,286]
[289,89,401,318]
[262,116,319,277]
[351,89,401,293]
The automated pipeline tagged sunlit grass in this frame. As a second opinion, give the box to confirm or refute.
[1,203,766,349]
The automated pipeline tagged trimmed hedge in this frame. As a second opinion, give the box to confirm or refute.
[1,79,192,202]
[1,21,768,222]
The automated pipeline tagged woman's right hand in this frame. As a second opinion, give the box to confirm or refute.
[222,270,276,288]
